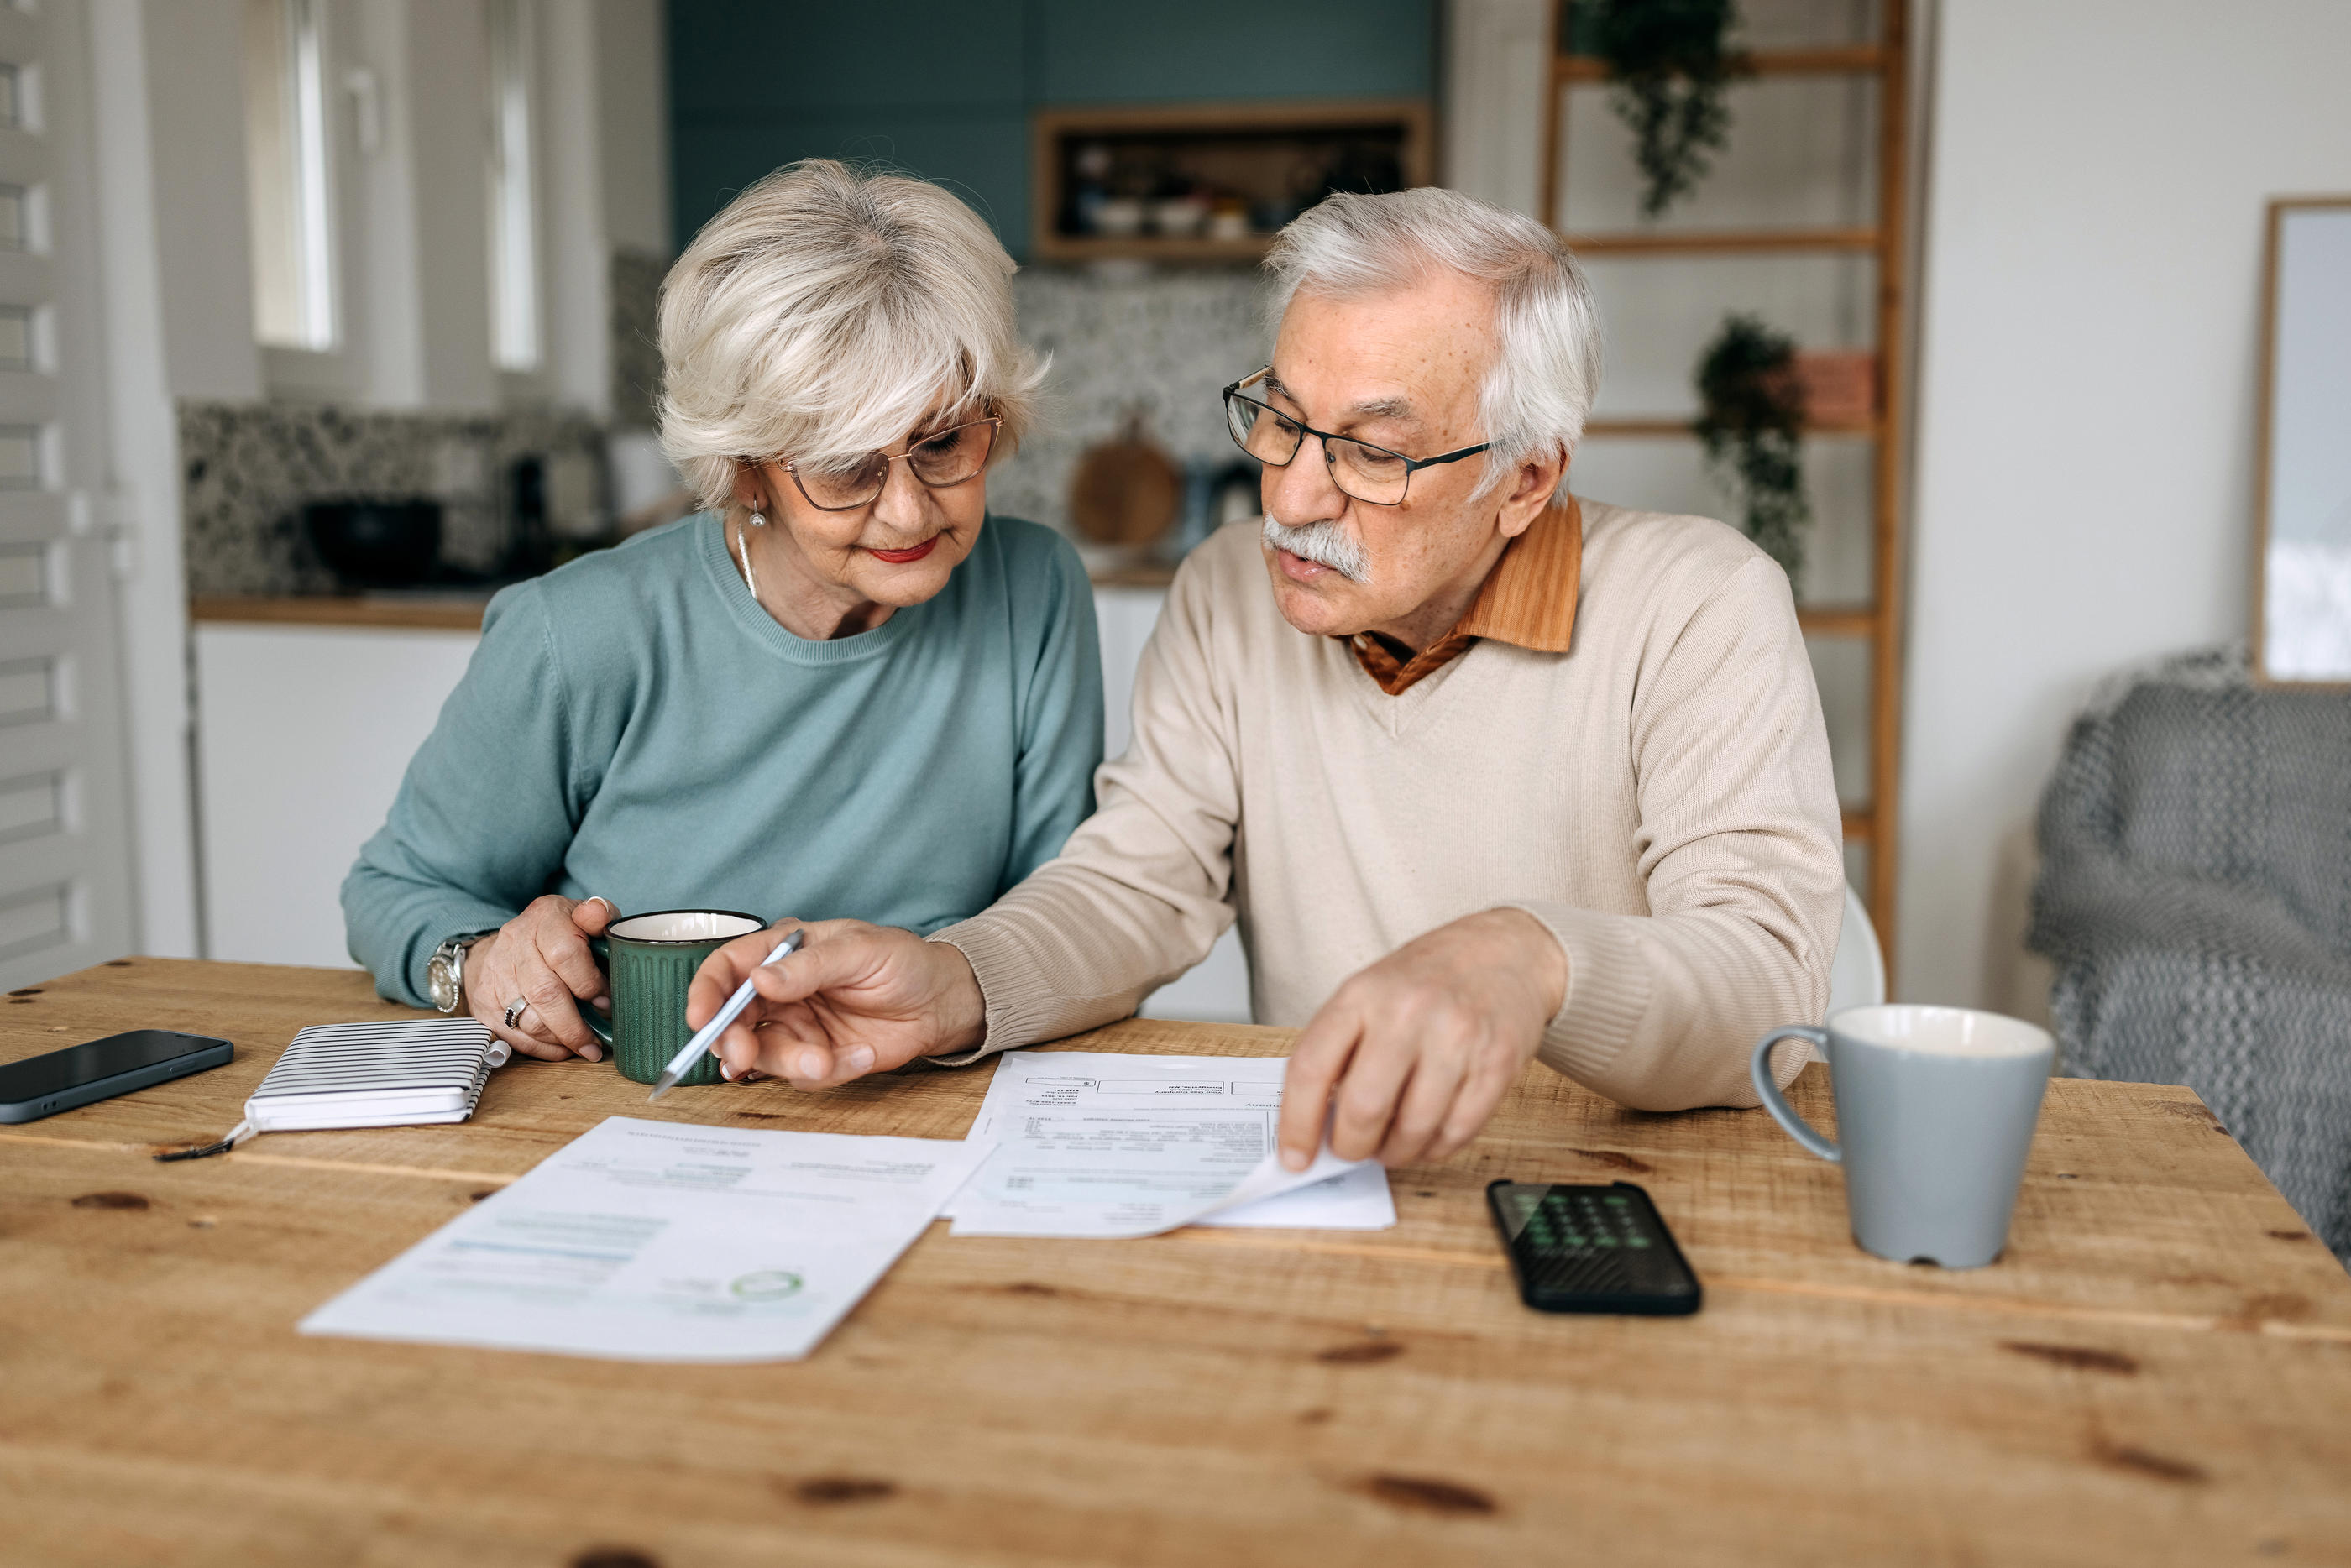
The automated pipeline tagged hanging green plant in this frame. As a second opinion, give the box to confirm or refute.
[1573,0,1746,218]
[1693,314,1810,583]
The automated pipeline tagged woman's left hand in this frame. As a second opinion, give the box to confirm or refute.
[465,895,618,1060]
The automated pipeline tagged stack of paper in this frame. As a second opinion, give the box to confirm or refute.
[301,1117,989,1362]
[947,1050,1396,1238]
[300,1053,1393,1365]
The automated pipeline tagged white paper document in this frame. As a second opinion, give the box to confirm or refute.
[301,1116,989,1362]
[949,1050,1396,1238]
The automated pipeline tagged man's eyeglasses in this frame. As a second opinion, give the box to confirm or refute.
[782,417,1002,512]
[1221,369,1489,507]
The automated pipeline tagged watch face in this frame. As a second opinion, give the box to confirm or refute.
[427,953,460,1012]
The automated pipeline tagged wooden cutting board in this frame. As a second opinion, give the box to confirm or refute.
[1069,419,1182,546]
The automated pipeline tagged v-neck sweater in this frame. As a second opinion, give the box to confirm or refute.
[933,501,1844,1111]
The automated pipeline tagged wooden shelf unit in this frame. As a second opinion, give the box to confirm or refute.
[1543,1,1909,969]
[1583,415,1881,439]
[1553,44,1885,83]
[1566,226,1879,255]
[1029,99,1432,265]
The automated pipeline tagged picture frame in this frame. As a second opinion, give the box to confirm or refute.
[2253,195,2351,687]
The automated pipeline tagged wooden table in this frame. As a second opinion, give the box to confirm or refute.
[4,960,2348,1567]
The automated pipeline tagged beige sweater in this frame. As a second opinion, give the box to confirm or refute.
[933,501,1844,1111]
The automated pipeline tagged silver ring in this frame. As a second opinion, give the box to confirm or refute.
[503,996,528,1029]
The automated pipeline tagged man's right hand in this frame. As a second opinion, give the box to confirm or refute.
[686,920,987,1090]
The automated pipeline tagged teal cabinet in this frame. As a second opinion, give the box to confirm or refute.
[668,0,1434,259]
[1034,0,1432,104]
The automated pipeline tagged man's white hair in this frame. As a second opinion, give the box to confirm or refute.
[657,159,1045,515]
[1263,187,1600,494]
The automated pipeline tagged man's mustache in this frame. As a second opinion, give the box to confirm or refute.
[1263,514,1369,583]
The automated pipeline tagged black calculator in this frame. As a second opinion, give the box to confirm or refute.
[1486,1180,1703,1315]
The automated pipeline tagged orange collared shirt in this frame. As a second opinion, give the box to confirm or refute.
[1347,496,1583,696]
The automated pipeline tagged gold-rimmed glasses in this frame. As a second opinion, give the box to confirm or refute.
[780,417,1002,512]
[1220,368,1490,506]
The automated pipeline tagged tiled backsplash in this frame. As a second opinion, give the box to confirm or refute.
[180,403,607,596]
[180,262,1275,596]
[987,264,1270,537]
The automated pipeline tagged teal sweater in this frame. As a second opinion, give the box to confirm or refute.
[343,513,1103,1007]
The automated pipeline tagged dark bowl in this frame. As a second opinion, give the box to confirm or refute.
[305,499,443,588]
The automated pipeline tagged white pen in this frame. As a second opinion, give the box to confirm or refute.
[647,928,804,1102]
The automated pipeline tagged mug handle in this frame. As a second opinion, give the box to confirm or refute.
[1751,1025,1840,1163]
[578,936,614,1048]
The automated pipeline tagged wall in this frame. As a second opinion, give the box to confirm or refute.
[78,0,673,966]
[545,0,673,419]
[665,0,1436,259]
[1898,0,2351,1006]
[1442,0,1547,218]
[91,0,258,963]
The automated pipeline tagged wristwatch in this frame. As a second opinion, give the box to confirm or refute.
[426,932,495,1014]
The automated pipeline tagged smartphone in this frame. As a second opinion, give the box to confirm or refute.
[1486,1179,1703,1315]
[0,1029,234,1123]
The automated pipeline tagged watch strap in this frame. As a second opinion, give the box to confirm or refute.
[432,929,500,1013]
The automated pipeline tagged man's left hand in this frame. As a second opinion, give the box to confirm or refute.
[1277,908,1567,1171]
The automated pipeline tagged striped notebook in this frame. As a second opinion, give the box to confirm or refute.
[245,1019,511,1133]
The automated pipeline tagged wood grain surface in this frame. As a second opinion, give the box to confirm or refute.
[4,959,2348,1567]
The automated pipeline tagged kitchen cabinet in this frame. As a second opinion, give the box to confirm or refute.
[668,0,1436,259]
[191,589,1253,1021]
[194,624,481,972]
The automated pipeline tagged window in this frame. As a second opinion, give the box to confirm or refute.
[0,306,33,372]
[486,0,540,373]
[243,0,335,351]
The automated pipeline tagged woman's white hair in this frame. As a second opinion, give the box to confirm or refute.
[1263,187,1600,493]
[658,159,1045,514]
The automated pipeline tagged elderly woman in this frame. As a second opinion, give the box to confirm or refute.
[343,160,1101,1060]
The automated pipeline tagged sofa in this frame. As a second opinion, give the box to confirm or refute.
[2030,647,2351,1265]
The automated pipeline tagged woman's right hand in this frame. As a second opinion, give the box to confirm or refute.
[465,895,617,1061]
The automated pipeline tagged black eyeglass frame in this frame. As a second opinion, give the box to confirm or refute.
[1220,368,1490,506]
[776,416,1003,513]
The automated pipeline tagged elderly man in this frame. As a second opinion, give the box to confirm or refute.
[690,186,1843,1173]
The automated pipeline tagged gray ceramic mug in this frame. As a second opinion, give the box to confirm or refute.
[1751,1005,2055,1268]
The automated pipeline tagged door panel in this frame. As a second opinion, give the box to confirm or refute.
[0,3,135,988]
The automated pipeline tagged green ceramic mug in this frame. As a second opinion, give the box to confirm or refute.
[581,909,767,1087]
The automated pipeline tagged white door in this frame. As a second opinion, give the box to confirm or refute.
[0,1,135,989]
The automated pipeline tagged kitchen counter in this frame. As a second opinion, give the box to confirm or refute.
[190,593,500,633]
[191,563,1184,633]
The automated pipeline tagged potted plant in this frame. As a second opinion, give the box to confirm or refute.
[1693,314,1810,583]
[1570,0,1746,217]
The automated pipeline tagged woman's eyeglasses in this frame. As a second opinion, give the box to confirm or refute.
[783,417,1002,512]
[1221,369,1489,507]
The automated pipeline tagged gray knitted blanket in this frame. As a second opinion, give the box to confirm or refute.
[2029,647,2351,1266]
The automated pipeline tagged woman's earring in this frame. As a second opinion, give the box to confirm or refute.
[749,509,767,528]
